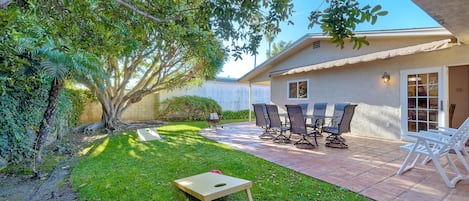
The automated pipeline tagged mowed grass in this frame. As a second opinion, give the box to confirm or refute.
[71,121,370,201]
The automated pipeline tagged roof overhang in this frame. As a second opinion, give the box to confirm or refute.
[412,0,469,43]
[237,33,328,83]
[238,28,451,83]
[270,38,458,77]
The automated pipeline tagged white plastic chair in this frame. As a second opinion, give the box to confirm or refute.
[419,121,469,174]
[396,118,469,188]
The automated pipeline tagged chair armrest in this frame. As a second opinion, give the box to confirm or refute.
[426,129,449,135]
[407,132,451,144]
[436,126,457,133]
[418,131,453,141]
[421,129,455,137]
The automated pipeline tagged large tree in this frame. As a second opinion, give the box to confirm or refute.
[27,0,232,130]
[23,0,296,130]
[83,30,225,129]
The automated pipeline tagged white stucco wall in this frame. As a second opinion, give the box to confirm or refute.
[270,44,469,140]
[159,80,270,111]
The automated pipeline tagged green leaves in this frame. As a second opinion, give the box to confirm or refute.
[308,0,387,49]
[376,11,389,16]
[159,95,222,121]
[371,5,382,13]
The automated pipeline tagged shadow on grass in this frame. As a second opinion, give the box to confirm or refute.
[71,121,370,201]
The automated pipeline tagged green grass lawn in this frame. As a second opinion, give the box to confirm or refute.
[71,120,370,201]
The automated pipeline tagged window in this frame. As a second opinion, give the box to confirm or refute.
[288,80,308,99]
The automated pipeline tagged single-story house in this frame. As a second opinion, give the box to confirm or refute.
[239,26,469,140]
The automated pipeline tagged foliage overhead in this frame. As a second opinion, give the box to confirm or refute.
[115,0,295,60]
[309,0,388,49]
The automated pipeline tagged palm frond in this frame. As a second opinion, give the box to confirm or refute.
[40,51,70,80]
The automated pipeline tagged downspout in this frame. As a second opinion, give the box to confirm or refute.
[248,81,252,122]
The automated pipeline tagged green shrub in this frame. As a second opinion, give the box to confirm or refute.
[0,75,91,166]
[222,110,252,120]
[0,74,49,164]
[54,86,93,151]
[158,95,222,121]
[58,85,94,128]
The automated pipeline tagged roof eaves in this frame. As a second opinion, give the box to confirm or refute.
[238,27,452,82]
[354,27,451,38]
[238,33,329,82]
[270,38,457,77]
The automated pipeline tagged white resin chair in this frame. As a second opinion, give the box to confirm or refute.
[418,121,469,174]
[397,117,469,188]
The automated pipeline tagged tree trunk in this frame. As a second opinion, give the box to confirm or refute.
[101,102,124,131]
[32,78,64,175]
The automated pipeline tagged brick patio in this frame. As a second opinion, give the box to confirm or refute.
[200,122,469,201]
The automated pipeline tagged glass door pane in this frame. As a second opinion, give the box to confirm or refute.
[406,72,439,132]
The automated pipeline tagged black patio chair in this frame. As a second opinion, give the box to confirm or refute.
[323,104,357,149]
[328,103,349,126]
[265,104,290,143]
[252,103,274,139]
[298,103,308,117]
[306,102,327,137]
[286,104,318,149]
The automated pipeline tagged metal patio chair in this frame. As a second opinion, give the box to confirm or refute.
[307,102,327,137]
[252,103,274,139]
[265,104,290,143]
[286,104,318,148]
[323,104,357,149]
[298,103,308,117]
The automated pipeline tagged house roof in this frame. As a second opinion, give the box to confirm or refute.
[270,38,457,77]
[412,0,469,43]
[238,27,452,83]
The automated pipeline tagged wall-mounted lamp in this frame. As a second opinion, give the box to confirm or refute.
[382,72,390,83]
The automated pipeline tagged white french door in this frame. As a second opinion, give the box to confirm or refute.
[400,67,445,139]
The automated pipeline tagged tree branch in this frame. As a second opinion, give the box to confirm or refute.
[115,0,199,23]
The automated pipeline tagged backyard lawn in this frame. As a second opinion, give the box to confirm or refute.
[71,121,370,200]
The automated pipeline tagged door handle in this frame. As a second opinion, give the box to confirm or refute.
[440,100,443,111]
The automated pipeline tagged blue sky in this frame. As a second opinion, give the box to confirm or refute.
[217,0,441,78]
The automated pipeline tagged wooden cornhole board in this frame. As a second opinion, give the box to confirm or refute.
[174,172,253,201]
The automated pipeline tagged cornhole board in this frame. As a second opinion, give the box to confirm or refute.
[137,128,161,141]
[174,172,253,201]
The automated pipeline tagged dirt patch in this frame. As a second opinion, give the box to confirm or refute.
[0,121,165,201]
[0,158,79,201]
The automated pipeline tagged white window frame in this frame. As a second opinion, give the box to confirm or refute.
[400,67,445,141]
[287,79,309,100]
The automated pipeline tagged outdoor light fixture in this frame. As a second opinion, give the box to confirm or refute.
[382,72,390,83]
